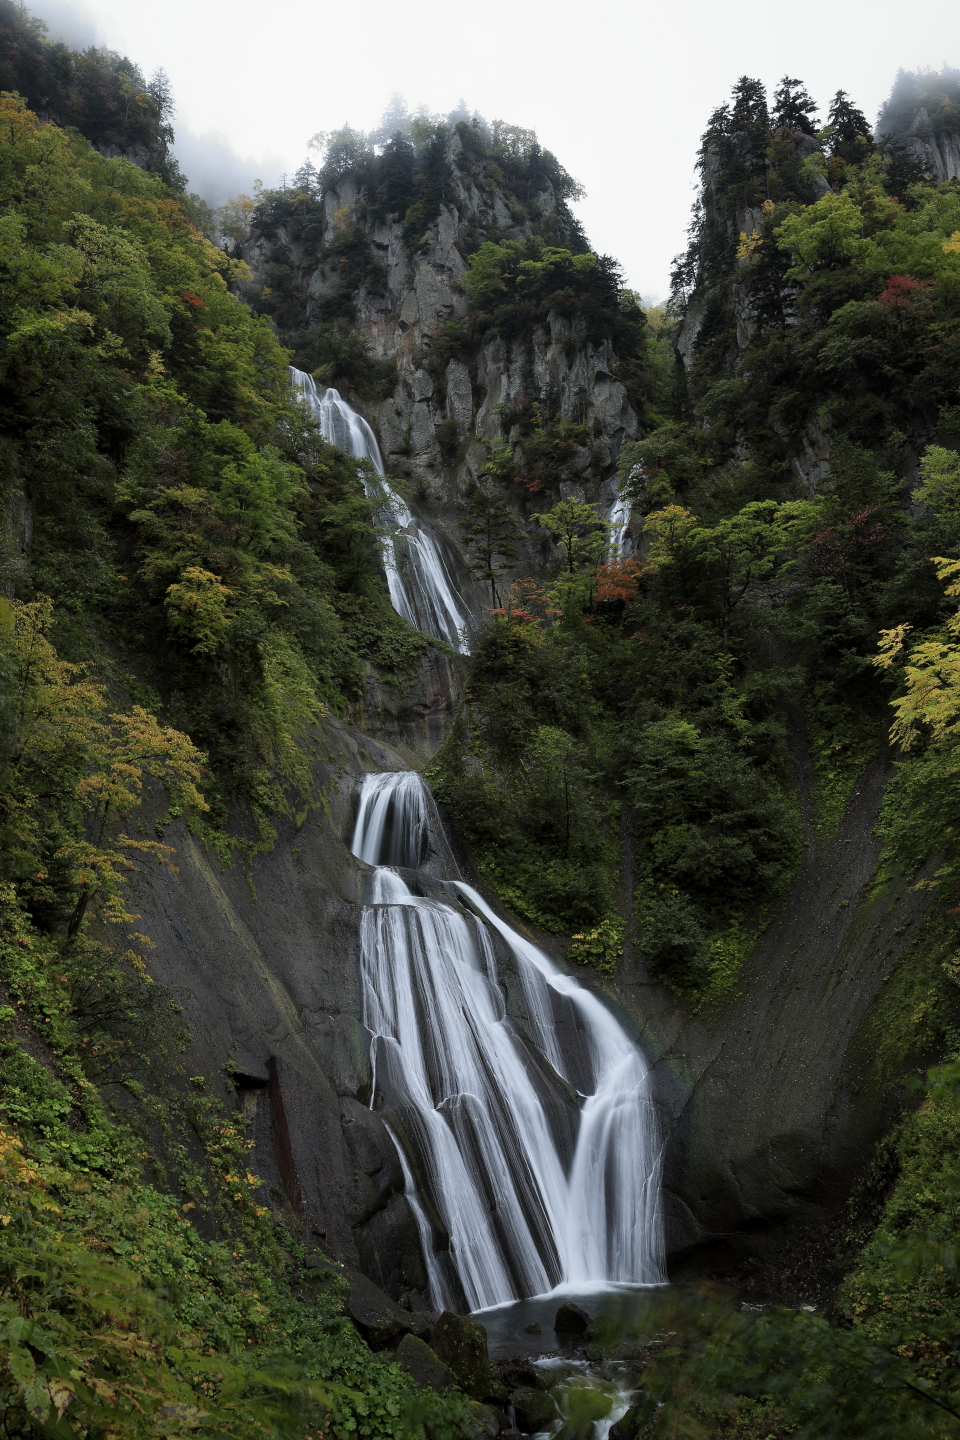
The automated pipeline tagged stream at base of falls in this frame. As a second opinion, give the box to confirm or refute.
[350,769,665,1317]
[479,1286,674,1440]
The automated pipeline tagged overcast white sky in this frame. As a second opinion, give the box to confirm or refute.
[31,0,960,298]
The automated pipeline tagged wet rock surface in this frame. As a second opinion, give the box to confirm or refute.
[509,1385,559,1431]
[345,1268,429,1347]
[394,1334,455,1392]
[554,1301,591,1337]
[464,1402,500,1438]
[429,1310,492,1400]
[623,747,935,1293]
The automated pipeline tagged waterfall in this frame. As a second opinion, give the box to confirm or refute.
[606,484,632,559]
[291,368,472,652]
[351,770,665,1313]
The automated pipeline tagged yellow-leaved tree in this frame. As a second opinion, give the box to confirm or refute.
[3,597,207,938]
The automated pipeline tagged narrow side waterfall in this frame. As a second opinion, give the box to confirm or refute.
[606,484,633,558]
[351,770,665,1314]
[291,368,472,652]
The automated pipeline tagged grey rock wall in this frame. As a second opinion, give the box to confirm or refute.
[244,137,639,536]
[610,746,932,1292]
[900,111,960,183]
[113,693,464,1297]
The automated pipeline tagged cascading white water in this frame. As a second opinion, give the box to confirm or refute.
[291,367,472,652]
[606,484,632,558]
[351,770,665,1313]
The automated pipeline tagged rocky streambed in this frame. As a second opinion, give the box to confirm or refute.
[333,1262,678,1439]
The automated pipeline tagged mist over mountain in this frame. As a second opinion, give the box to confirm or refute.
[171,124,282,207]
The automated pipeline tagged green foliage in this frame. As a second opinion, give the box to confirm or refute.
[0,90,427,852]
[624,715,798,992]
[484,400,597,498]
[1,597,207,935]
[427,621,617,935]
[459,484,521,608]
[0,0,183,188]
[640,1286,960,1438]
[568,918,625,975]
[462,238,645,364]
[870,546,960,897]
[535,498,609,576]
[915,445,960,516]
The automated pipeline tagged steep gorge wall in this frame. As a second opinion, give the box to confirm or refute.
[114,684,934,1303]
[619,751,933,1291]
[101,126,946,1306]
[243,134,638,569]
[113,695,461,1301]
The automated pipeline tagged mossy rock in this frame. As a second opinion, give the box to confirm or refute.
[510,1385,560,1432]
[429,1310,491,1399]
[395,1334,455,1392]
[466,1401,501,1438]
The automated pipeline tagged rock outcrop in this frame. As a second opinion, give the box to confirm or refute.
[108,716,454,1296]
[243,134,639,559]
[898,110,960,184]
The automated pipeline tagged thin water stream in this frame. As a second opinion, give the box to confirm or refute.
[606,486,632,558]
[350,770,665,1315]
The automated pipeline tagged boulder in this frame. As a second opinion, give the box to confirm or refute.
[465,1401,501,1439]
[429,1309,491,1399]
[610,1407,643,1440]
[510,1386,559,1432]
[346,1268,428,1347]
[495,1360,549,1392]
[554,1301,591,1337]
[523,1322,541,1335]
[394,1334,455,1392]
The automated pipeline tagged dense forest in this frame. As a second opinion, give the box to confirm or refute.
[5,0,960,1430]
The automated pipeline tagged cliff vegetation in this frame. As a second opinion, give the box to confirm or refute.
[0,62,463,1440]
[8,13,960,1435]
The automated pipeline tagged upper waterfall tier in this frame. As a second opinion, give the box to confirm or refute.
[350,770,665,1313]
[291,368,472,652]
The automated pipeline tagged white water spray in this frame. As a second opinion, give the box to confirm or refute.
[291,368,472,651]
[351,770,665,1313]
[606,485,632,558]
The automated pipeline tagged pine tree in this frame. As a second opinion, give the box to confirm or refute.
[772,76,818,135]
[827,91,872,152]
[729,77,769,148]
[293,158,318,193]
[460,484,521,608]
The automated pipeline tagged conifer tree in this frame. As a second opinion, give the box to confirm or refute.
[729,77,769,153]
[460,484,521,607]
[827,90,872,152]
[772,76,818,135]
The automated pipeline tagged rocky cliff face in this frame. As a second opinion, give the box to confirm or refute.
[621,747,932,1292]
[113,703,461,1299]
[243,133,638,551]
[895,110,960,184]
[117,695,931,1303]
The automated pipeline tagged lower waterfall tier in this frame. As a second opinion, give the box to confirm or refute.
[351,770,665,1312]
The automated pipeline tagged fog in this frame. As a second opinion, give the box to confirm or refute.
[171,130,283,210]
[17,0,960,294]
